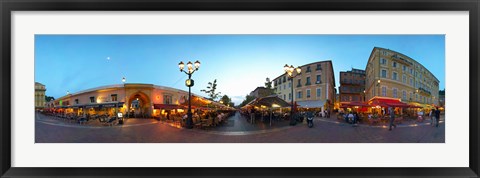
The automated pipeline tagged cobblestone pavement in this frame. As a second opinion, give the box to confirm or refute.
[35,112,445,143]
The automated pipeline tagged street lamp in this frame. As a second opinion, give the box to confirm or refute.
[122,77,127,120]
[376,80,381,97]
[363,90,366,102]
[179,60,200,129]
[284,64,301,126]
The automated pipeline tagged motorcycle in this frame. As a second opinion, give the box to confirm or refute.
[307,117,314,128]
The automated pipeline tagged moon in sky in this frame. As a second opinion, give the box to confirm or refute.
[107,57,110,60]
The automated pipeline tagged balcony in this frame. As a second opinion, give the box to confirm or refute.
[417,87,431,95]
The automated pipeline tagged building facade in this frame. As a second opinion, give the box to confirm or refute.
[249,87,274,98]
[339,68,366,102]
[35,82,46,109]
[46,83,221,118]
[365,47,440,106]
[439,89,445,108]
[273,60,336,111]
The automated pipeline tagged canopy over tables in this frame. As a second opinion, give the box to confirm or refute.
[153,104,186,110]
[340,101,370,108]
[367,96,412,108]
[245,95,290,109]
[296,100,325,108]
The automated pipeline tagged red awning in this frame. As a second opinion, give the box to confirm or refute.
[340,101,370,108]
[368,97,410,108]
[153,104,185,110]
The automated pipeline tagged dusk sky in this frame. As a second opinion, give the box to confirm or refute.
[35,35,445,105]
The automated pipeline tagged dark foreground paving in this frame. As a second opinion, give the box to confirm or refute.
[35,113,445,143]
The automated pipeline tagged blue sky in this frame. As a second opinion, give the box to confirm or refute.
[35,35,445,105]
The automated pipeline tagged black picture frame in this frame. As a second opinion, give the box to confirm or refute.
[1,0,479,177]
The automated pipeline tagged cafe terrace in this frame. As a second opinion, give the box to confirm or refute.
[45,83,228,118]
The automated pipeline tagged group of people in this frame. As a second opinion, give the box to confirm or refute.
[428,108,442,127]
[344,112,360,126]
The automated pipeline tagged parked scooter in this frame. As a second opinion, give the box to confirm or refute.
[307,117,314,128]
[306,111,314,128]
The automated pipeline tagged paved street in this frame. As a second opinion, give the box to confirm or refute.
[35,112,444,143]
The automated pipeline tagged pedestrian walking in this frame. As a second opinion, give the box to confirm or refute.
[430,109,435,127]
[434,107,441,127]
[388,107,396,131]
[250,107,256,124]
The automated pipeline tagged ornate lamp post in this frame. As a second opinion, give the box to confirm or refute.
[377,79,381,97]
[122,77,127,119]
[179,60,200,129]
[363,90,366,102]
[284,64,301,126]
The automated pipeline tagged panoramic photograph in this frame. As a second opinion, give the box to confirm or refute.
[34,35,445,143]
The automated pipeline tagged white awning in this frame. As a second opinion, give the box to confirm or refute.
[296,100,325,108]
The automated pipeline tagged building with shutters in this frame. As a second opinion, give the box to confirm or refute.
[272,60,336,112]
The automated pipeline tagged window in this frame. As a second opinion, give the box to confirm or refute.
[283,76,286,83]
[381,87,387,97]
[297,79,302,87]
[297,91,302,99]
[306,89,311,98]
[164,95,172,104]
[410,93,413,100]
[380,58,387,65]
[289,82,291,88]
[403,65,407,71]
[410,78,414,86]
[316,75,321,84]
[381,69,387,78]
[306,77,311,85]
[403,75,407,83]
[392,61,397,68]
[306,66,311,72]
[289,93,292,100]
[90,97,95,103]
[111,94,118,102]
[316,88,321,98]
[283,94,286,100]
[75,99,79,104]
[410,68,413,75]
[393,88,398,98]
[382,51,389,56]
[283,84,286,90]
[402,91,407,100]
[316,64,322,71]
[392,72,397,80]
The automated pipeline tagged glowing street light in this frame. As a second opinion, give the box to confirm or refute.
[178,60,201,129]
[284,64,302,126]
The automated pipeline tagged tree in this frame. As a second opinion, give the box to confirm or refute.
[45,96,55,102]
[265,77,273,89]
[220,95,235,107]
[238,94,256,108]
[201,79,221,101]
[220,95,231,105]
